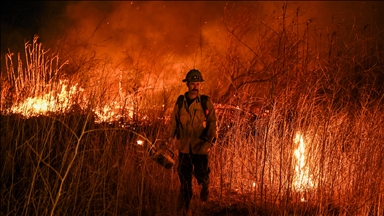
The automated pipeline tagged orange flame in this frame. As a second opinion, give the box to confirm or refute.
[10,79,80,116]
[6,78,135,123]
[293,132,315,192]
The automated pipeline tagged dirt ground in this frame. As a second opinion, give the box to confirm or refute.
[187,188,257,216]
[185,187,320,216]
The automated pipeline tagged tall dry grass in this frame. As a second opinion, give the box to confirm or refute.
[1,3,384,216]
[0,110,180,216]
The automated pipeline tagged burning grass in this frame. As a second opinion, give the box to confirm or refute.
[1,4,384,215]
[1,93,382,215]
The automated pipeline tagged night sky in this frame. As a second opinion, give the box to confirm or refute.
[1,1,67,54]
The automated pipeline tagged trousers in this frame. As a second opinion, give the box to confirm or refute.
[177,152,210,210]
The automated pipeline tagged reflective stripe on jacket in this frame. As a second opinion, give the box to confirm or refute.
[169,93,217,154]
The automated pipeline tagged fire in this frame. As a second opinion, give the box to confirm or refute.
[293,131,314,192]
[10,79,80,117]
[1,37,174,124]
[5,78,135,123]
[93,102,133,123]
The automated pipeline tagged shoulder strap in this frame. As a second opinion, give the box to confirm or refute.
[177,95,184,111]
[174,95,184,139]
[200,95,209,118]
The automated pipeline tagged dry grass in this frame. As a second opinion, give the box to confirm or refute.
[0,111,179,216]
[1,3,384,216]
[1,87,382,216]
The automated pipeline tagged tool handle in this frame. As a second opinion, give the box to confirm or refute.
[148,140,174,158]
[166,148,175,158]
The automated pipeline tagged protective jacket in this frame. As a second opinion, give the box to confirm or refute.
[169,92,217,154]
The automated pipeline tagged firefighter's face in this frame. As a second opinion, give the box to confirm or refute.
[187,81,201,99]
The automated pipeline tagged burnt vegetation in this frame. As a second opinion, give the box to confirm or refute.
[1,2,384,216]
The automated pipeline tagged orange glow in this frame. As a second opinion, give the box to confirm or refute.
[293,132,315,192]
[10,79,79,116]
[6,77,135,123]
[93,102,133,123]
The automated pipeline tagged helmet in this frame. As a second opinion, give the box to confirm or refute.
[182,69,204,83]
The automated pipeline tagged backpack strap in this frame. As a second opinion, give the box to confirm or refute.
[177,95,184,111]
[174,95,184,139]
[200,95,209,118]
[199,95,216,143]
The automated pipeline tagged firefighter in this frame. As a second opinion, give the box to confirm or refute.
[168,69,217,215]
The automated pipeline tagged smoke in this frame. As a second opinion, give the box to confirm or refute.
[49,1,228,65]
[1,1,383,73]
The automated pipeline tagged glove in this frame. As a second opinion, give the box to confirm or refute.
[197,141,213,155]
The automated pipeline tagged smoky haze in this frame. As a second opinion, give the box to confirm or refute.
[61,1,225,56]
[1,1,383,73]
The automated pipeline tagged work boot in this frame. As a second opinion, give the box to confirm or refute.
[181,208,192,216]
[187,209,192,216]
[200,183,209,202]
